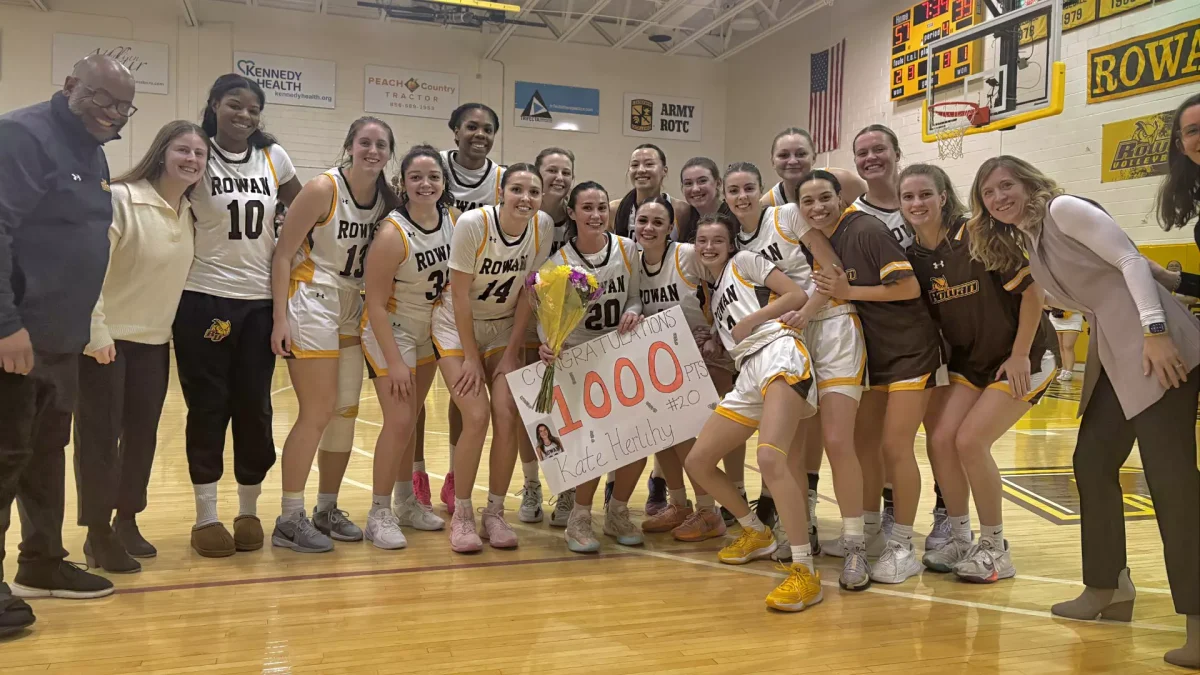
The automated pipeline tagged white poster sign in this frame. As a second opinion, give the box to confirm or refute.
[52,34,169,95]
[234,51,336,109]
[506,306,719,494]
[364,66,459,119]
[622,92,702,142]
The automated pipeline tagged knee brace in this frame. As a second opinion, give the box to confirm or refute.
[319,345,365,454]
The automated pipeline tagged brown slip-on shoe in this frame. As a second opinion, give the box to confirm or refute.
[191,522,235,558]
[233,515,264,551]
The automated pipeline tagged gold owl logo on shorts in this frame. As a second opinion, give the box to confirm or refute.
[204,318,231,342]
[630,99,653,133]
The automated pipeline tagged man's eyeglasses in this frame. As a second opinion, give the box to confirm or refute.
[82,86,138,117]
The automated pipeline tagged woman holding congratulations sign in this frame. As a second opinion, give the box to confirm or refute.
[536,181,644,554]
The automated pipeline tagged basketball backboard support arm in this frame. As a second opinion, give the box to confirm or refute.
[921,0,1065,143]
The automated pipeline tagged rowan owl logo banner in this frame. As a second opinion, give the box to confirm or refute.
[1086,17,1200,104]
[622,93,702,142]
[1101,110,1172,183]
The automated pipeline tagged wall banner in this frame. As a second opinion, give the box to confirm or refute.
[1086,17,1200,104]
[622,92,702,142]
[1101,110,1172,183]
[365,66,459,119]
[513,80,599,133]
[52,33,169,94]
[506,307,719,494]
[234,51,336,109]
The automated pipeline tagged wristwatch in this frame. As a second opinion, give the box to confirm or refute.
[1145,321,1167,336]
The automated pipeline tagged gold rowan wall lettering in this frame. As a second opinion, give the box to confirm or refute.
[1086,17,1200,104]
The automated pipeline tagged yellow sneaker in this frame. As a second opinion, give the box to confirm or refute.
[766,563,823,612]
[717,524,776,565]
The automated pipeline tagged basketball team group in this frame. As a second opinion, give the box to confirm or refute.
[1,55,1197,665]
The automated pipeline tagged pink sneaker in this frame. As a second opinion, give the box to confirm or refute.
[449,508,482,553]
[440,472,456,514]
[480,505,519,549]
[413,471,432,508]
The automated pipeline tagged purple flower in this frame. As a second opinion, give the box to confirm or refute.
[568,269,587,286]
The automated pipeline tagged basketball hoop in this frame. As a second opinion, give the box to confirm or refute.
[929,102,990,160]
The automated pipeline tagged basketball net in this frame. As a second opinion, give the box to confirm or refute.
[929,102,981,161]
[934,124,967,160]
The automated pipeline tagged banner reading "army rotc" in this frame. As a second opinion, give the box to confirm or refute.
[1087,17,1200,104]
[1100,110,1173,183]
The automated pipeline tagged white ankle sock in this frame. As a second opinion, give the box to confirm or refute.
[237,482,260,518]
[522,461,540,482]
[572,502,591,515]
[843,516,865,541]
[194,482,219,526]
[454,497,472,514]
[609,497,628,513]
[889,523,914,544]
[981,523,1004,546]
[316,492,338,513]
[696,494,717,512]
[414,460,426,473]
[487,492,505,511]
[736,512,765,532]
[864,511,881,535]
[393,481,414,503]
[791,543,814,573]
[951,513,972,541]
[371,494,390,513]
[667,488,688,506]
[447,444,456,467]
[281,491,305,519]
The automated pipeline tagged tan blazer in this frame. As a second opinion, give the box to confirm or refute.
[1026,199,1200,419]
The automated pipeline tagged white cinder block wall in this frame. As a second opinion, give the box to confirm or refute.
[724,0,1197,243]
[0,0,727,195]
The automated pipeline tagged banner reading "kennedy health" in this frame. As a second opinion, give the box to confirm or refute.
[513,81,600,134]
[234,52,336,109]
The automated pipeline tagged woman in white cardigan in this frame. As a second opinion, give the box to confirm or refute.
[74,121,209,573]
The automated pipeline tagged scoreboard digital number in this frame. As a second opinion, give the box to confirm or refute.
[890,0,984,101]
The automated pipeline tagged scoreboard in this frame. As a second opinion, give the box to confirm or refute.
[890,0,984,101]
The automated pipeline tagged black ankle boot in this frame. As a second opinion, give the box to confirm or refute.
[113,516,156,559]
[84,530,141,574]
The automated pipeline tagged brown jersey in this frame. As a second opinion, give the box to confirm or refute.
[828,207,943,386]
[907,220,1058,389]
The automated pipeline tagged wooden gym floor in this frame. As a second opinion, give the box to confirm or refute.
[2,361,1194,674]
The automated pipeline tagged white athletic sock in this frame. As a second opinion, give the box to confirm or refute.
[316,492,338,513]
[414,460,426,473]
[236,482,260,518]
[572,502,592,515]
[609,497,629,513]
[736,512,766,532]
[522,460,540,483]
[606,471,616,482]
[667,488,688,506]
[790,543,814,573]
[889,523,914,545]
[487,492,505,511]
[981,523,1004,546]
[864,511,882,535]
[371,493,390,513]
[758,483,771,498]
[696,494,717,512]
[281,491,305,520]
[194,482,219,527]
[447,444,456,468]
[951,513,972,542]
[842,516,865,542]
[393,481,414,504]
[454,497,472,514]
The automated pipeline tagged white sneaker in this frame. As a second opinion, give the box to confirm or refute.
[394,494,445,531]
[821,535,847,558]
[518,479,544,523]
[922,536,974,572]
[1057,369,1072,382]
[870,539,922,584]
[954,539,1016,583]
[365,508,407,550]
[865,529,887,558]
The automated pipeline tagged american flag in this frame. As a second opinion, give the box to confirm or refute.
[810,38,845,154]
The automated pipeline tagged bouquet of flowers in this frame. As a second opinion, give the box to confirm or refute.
[525,262,602,413]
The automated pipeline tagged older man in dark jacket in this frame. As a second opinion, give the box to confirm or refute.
[0,54,135,638]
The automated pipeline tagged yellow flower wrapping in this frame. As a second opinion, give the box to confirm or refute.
[534,263,590,356]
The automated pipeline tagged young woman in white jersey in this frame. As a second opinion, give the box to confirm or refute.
[609,144,691,240]
[434,163,553,553]
[683,212,823,613]
[722,162,872,591]
[534,181,644,553]
[532,147,578,528]
[175,74,302,559]
[762,127,867,545]
[268,117,396,553]
[802,170,945,585]
[361,145,458,550]
[434,103,506,517]
[634,196,729,542]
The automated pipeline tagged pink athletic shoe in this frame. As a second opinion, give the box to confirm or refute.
[440,472,456,515]
[480,505,519,549]
[413,471,432,508]
[449,508,482,553]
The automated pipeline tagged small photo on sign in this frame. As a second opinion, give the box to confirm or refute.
[528,419,563,462]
